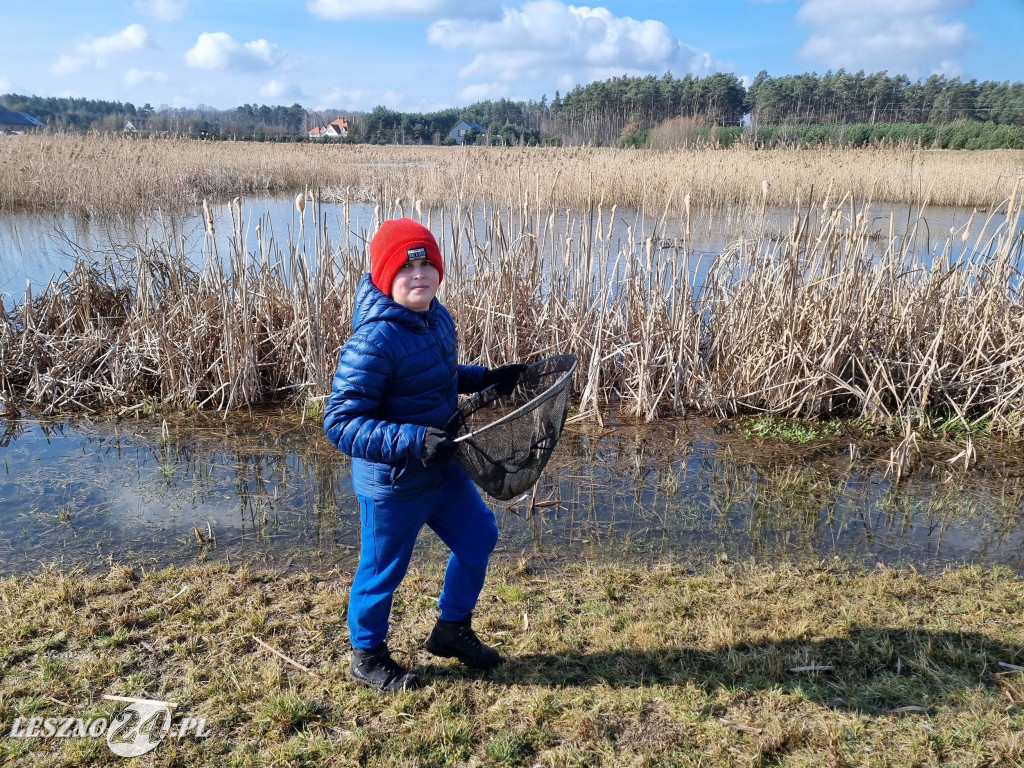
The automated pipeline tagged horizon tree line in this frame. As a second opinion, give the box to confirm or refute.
[3,70,1022,146]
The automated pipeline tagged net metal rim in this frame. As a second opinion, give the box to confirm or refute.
[452,353,578,444]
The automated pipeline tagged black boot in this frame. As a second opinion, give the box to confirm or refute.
[424,614,502,669]
[348,642,418,692]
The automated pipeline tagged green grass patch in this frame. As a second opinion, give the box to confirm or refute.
[742,415,842,443]
[0,560,1021,766]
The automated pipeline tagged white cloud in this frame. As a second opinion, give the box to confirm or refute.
[314,86,452,112]
[51,24,150,75]
[796,0,972,75]
[134,0,187,22]
[428,1,725,88]
[459,82,510,102]
[185,32,286,71]
[309,0,500,20]
[316,87,366,110]
[259,79,304,100]
[124,68,168,87]
[932,59,964,78]
[0,77,11,93]
[52,56,85,76]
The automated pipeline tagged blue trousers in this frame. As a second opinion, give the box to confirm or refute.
[348,466,499,650]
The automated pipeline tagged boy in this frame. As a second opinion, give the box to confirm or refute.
[324,218,524,693]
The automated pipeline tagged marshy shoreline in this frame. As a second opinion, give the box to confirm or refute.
[0,557,1021,767]
[2,138,1022,436]
[2,158,1023,438]
[2,138,1023,766]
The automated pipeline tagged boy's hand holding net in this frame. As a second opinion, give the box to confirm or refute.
[421,427,457,467]
[482,364,528,396]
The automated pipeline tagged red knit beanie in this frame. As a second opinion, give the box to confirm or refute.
[369,218,445,297]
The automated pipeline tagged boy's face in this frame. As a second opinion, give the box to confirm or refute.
[390,257,440,312]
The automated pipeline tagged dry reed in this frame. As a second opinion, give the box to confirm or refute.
[0,196,358,413]
[1,134,1021,215]
[1,185,1022,435]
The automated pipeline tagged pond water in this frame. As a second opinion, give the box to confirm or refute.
[2,200,1021,576]
[1,412,1021,576]
[0,196,1009,302]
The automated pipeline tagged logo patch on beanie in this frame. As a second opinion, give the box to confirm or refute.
[406,246,428,261]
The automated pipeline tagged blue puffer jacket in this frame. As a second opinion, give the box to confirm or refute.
[324,274,486,500]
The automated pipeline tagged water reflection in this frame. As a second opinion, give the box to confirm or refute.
[527,423,1024,570]
[0,413,1020,576]
[0,196,1006,300]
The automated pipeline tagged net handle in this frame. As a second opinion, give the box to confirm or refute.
[452,356,578,444]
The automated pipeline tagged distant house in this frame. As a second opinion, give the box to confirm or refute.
[309,117,349,140]
[0,109,44,134]
[449,121,484,145]
[124,121,138,134]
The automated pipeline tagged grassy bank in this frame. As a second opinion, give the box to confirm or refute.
[0,559,1021,767]
[1,135,1022,214]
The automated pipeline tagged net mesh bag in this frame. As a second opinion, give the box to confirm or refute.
[446,354,578,501]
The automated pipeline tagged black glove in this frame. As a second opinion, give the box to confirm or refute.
[483,363,527,396]
[421,426,456,467]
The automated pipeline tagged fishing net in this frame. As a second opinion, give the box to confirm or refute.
[447,354,578,501]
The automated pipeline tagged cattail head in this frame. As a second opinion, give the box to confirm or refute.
[295,192,306,216]
[202,199,214,236]
[962,209,976,244]
[1008,176,1022,223]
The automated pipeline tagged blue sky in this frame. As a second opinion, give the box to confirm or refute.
[2,0,1022,113]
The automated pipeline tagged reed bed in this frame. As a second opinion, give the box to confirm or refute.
[0,198,357,414]
[2,183,1022,437]
[1,134,1021,215]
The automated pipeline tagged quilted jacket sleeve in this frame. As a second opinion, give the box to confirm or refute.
[323,329,425,463]
[456,364,487,394]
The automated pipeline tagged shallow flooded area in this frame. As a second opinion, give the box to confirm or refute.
[1,411,1021,576]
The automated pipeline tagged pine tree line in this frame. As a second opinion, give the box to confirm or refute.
[3,69,1023,146]
[745,70,1024,127]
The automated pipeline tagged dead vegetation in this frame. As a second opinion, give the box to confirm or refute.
[1,181,1023,438]
[1,134,1021,215]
